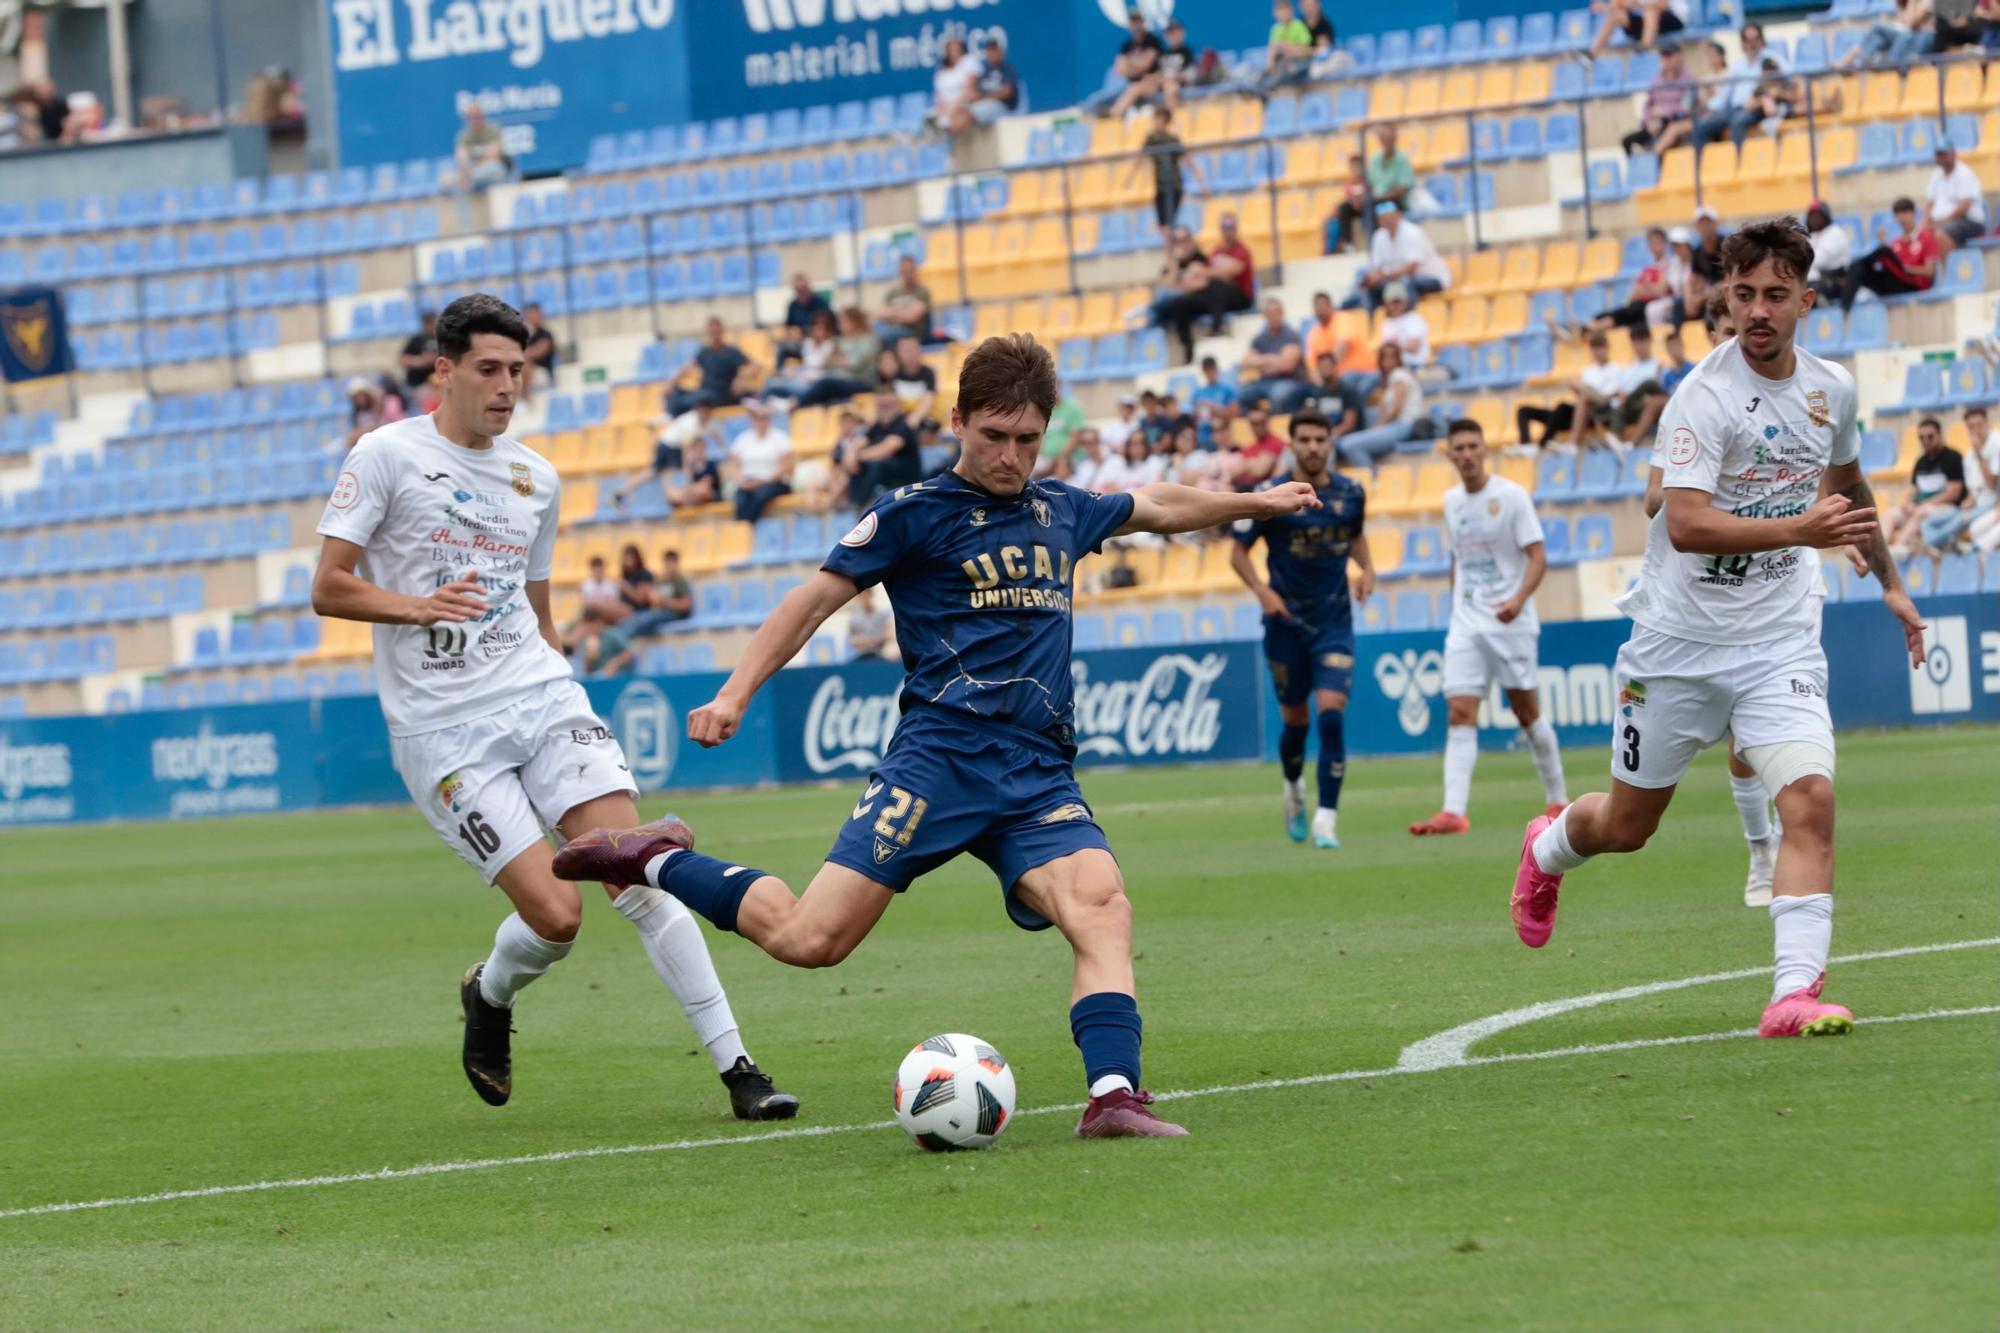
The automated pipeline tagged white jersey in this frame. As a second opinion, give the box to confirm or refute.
[1618,339,1858,646]
[317,414,569,737]
[1444,474,1545,634]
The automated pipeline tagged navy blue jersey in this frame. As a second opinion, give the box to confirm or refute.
[822,472,1136,745]
[1233,474,1366,628]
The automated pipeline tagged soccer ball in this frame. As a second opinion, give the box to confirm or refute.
[892,1033,1017,1151]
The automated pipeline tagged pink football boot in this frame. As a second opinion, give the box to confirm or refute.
[1759,973,1854,1038]
[1511,815,1563,949]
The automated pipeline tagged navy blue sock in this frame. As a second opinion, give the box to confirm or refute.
[1279,722,1309,782]
[650,850,762,934]
[1070,991,1142,1091]
[1316,709,1346,811]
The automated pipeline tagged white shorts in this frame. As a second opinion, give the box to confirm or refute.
[1610,624,1833,790]
[1442,622,1541,697]
[391,678,636,882]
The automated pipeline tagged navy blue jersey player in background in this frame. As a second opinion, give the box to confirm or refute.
[1228,410,1373,849]
[558,334,1322,1139]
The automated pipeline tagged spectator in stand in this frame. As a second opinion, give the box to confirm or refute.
[1244,1,1317,94]
[812,408,872,512]
[887,336,937,425]
[617,398,720,508]
[784,307,879,408]
[1516,330,1626,449]
[665,435,723,510]
[1742,56,1801,133]
[1151,247,1250,363]
[1299,0,1338,55]
[1885,417,1966,553]
[1691,205,1726,284]
[1307,352,1367,440]
[1092,7,1166,118]
[1659,328,1696,394]
[1847,197,1939,305]
[1622,39,1695,157]
[1034,384,1089,477]
[875,254,935,344]
[597,550,697,676]
[1232,405,1288,489]
[1589,0,1689,60]
[399,310,438,391]
[1344,199,1450,311]
[842,384,925,509]
[847,587,894,660]
[1101,395,1142,451]
[1238,297,1312,413]
[1156,18,1212,103]
[957,35,1021,131]
[727,399,794,523]
[1926,140,1987,253]
[1162,421,1232,494]
[1094,434,1167,493]
[1060,426,1108,489]
[1125,103,1209,245]
[1805,201,1855,308]
[520,303,556,402]
[1210,210,1258,301]
[1377,282,1433,367]
[776,274,834,368]
[1584,226,1680,333]
[1841,0,1934,66]
[1611,326,1669,445]
[1339,343,1428,467]
[1333,127,1416,251]
[1695,24,1779,149]
[666,317,755,415]
[452,104,511,224]
[1959,406,2000,552]
[9,79,66,145]
[344,376,404,448]
[927,36,982,137]
[1137,390,1171,445]
[613,545,656,621]
[1191,355,1239,415]
[578,555,624,621]
[1325,151,1372,254]
[1303,291,1343,370]
[763,309,842,404]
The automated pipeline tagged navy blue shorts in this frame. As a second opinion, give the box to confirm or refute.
[824,708,1112,931]
[1263,612,1356,706]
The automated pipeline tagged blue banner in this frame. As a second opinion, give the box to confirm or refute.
[0,286,75,383]
[3,600,1992,826]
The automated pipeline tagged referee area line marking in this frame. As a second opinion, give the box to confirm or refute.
[3,936,1994,1222]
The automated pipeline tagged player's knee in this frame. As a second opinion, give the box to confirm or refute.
[1058,875,1132,938]
[1446,696,1480,727]
[524,900,583,943]
[1774,774,1836,844]
[1598,805,1664,853]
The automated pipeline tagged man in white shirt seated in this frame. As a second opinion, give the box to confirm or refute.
[1804,200,1854,306]
[1515,330,1630,449]
[1610,326,1672,445]
[1376,282,1433,367]
[1695,24,1782,149]
[1343,200,1451,313]
[727,398,795,524]
[1925,141,1988,254]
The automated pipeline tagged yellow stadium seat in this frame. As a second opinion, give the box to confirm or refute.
[1369,80,1406,123]
[1440,71,1479,115]
[1371,464,1420,518]
[1396,124,1432,170]
[1005,296,1047,337]
[1025,218,1066,262]
[1634,148,1695,226]
[611,422,652,470]
[1497,454,1535,490]
[1011,169,1056,217]
[1458,250,1504,298]
[1277,188,1320,256]
[1408,461,1454,514]
[1514,62,1551,105]
[557,482,595,527]
[1283,137,1326,187]
[1465,395,1508,444]
[1772,132,1814,181]
[1425,119,1469,171]
[1487,292,1529,338]
[1188,101,1231,145]
[1540,241,1580,290]
[926,227,960,272]
[580,425,618,474]
[1495,245,1541,295]
[1476,66,1517,108]
[1814,125,1858,175]
[1044,295,1081,339]
[1402,75,1442,119]
[1898,64,1939,117]
[1368,526,1405,579]
[1578,236,1621,285]
[1068,212,1101,257]
[991,220,1030,267]
[1156,544,1204,594]
[547,430,586,471]
[1227,98,1263,140]
[1441,297,1490,346]
[1848,71,1901,124]
[1700,142,1741,189]
[972,301,1010,343]
[610,383,652,421]
[1071,163,1112,211]
[1076,290,1117,335]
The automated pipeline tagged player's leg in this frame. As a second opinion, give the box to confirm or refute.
[1727,737,1779,907]
[1735,636,1851,1037]
[1415,629,1483,835]
[1266,616,1312,842]
[469,795,585,1107]
[1308,685,1349,848]
[1507,686,1569,816]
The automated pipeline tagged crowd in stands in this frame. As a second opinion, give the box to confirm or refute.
[1886,407,2000,556]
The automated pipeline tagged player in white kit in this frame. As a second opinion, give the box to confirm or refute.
[1410,418,1568,836]
[312,295,796,1118]
[1506,222,1926,1037]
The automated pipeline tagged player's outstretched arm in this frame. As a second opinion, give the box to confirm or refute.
[1663,486,1875,557]
[1822,458,1927,667]
[1117,480,1321,537]
[311,537,487,626]
[688,570,859,747]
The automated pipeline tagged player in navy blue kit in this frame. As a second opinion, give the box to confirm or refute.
[557,334,1321,1139]
[1228,410,1374,849]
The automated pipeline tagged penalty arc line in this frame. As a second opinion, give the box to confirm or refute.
[1,953,1994,1222]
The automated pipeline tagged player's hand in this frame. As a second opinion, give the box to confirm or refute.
[1258,481,1323,518]
[1884,587,1928,669]
[1495,595,1524,624]
[1353,566,1375,603]
[1255,586,1292,619]
[411,578,487,625]
[688,694,745,748]
[1846,545,1869,575]
[1794,492,1877,548]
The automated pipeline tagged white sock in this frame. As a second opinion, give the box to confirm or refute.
[479,913,573,1009]
[1730,773,1773,843]
[1443,724,1478,816]
[1313,806,1338,838]
[1769,893,1833,1003]
[1525,717,1568,805]
[641,847,682,889]
[1089,1074,1133,1098]
[1531,806,1591,874]
[612,884,748,1074]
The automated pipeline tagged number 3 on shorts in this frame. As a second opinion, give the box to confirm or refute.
[1620,723,1642,774]
[458,810,502,860]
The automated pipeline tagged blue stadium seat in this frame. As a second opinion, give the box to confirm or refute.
[1541,515,1576,567]
[1575,514,1614,561]
[1109,611,1146,646]
[1941,358,1989,407]
[1536,452,1579,502]
[1884,362,1945,414]
[1402,526,1450,576]
[1938,552,1980,595]
[1148,609,1187,646]
[1391,590,1433,631]
[1799,308,1844,356]
[1073,613,1108,650]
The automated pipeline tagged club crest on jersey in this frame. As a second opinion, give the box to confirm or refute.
[1030,497,1052,528]
[969,507,989,527]
[436,771,468,812]
[1487,498,1501,516]
[872,837,899,864]
[1805,390,1830,428]
[508,461,534,496]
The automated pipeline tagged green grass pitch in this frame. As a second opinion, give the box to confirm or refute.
[2,726,1994,1332]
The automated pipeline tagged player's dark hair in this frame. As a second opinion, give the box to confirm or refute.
[1289,409,1332,438]
[1719,218,1814,283]
[1447,417,1483,438]
[436,293,528,359]
[956,333,1059,425]
[1702,289,1731,335]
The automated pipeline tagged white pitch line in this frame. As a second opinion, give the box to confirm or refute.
[1397,936,2000,1071]
[3,1003,1995,1222]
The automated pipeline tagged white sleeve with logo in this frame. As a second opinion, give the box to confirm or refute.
[1657,381,1729,494]
[316,436,398,546]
